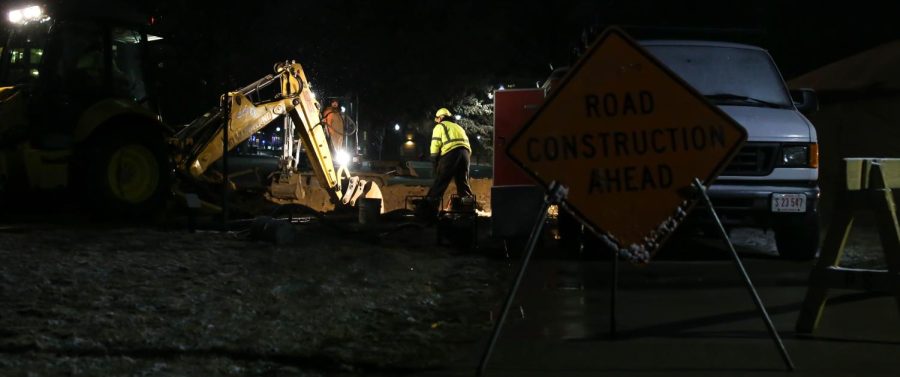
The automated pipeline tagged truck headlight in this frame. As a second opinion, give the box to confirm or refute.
[781,145,809,167]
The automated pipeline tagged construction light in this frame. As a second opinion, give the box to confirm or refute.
[335,150,351,167]
[8,5,45,25]
[8,10,22,23]
[22,5,40,19]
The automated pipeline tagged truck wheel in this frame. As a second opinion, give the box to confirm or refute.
[83,126,169,216]
[774,217,820,261]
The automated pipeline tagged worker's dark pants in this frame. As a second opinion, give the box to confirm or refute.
[427,148,474,199]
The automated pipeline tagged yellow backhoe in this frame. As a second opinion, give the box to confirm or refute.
[170,61,383,214]
[0,3,381,217]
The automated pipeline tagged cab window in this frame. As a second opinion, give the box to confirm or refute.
[0,25,48,85]
[110,27,146,100]
[54,21,105,94]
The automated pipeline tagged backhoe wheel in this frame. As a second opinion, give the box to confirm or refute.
[83,126,169,216]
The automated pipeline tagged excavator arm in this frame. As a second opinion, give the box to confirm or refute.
[171,62,377,207]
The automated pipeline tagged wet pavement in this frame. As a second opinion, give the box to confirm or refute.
[429,225,900,377]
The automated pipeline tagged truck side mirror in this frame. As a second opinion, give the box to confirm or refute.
[791,88,819,115]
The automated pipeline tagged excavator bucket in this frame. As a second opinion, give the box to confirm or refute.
[267,173,384,213]
[268,173,306,201]
[333,176,384,213]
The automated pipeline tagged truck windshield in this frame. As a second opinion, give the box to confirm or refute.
[0,22,50,85]
[645,44,793,108]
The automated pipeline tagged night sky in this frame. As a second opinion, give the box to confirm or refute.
[28,1,900,128]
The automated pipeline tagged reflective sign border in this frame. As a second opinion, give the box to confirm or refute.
[505,26,748,251]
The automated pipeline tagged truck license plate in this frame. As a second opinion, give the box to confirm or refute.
[771,194,806,213]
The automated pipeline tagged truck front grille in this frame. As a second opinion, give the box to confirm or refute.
[722,143,778,176]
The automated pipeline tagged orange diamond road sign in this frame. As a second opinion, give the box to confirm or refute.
[507,27,747,261]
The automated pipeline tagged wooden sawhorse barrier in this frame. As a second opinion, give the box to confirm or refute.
[796,158,900,333]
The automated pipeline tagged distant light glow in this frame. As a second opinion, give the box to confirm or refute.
[499,85,505,90]
[341,106,346,113]
[147,35,163,41]
[487,92,493,100]
[29,69,38,77]
[454,115,461,120]
[405,140,414,146]
[276,127,281,132]
[335,150,351,167]
[394,124,400,131]
[477,135,481,140]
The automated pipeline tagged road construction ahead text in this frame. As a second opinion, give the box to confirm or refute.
[522,90,729,194]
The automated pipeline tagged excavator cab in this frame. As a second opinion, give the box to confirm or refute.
[0,4,170,214]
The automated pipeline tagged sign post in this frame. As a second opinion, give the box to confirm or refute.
[692,178,794,370]
[477,27,795,374]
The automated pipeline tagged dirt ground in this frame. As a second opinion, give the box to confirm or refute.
[0,207,890,376]
[0,221,509,376]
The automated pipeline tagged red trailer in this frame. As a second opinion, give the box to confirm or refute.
[491,88,546,240]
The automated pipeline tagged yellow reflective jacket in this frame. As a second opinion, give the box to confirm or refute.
[430,121,470,157]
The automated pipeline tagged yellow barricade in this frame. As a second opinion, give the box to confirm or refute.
[796,158,900,333]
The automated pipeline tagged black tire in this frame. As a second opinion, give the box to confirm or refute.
[79,124,170,217]
[775,217,820,261]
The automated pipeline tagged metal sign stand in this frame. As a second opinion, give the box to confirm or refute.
[610,253,619,338]
[221,97,231,230]
[691,178,795,371]
[476,178,793,375]
[477,181,568,377]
